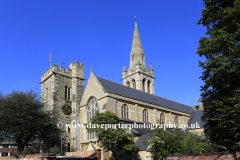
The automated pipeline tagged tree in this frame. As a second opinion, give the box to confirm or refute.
[0,90,60,153]
[50,146,60,154]
[144,126,216,159]
[143,127,182,159]
[195,105,200,110]
[85,111,137,160]
[180,132,216,154]
[196,0,240,151]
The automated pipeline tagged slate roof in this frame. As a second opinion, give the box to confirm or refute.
[135,129,187,150]
[97,77,193,114]
[136,134,151,150]
[187,110,205,129]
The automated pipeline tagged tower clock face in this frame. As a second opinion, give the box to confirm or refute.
[62,105,72,115]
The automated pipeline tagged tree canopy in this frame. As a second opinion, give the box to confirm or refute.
[144,126,215,159]
[0,90,60,152]
[196,0,240,151]
[143,128,182,159]
[85,111,137,160]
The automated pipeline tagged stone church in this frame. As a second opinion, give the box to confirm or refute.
[41,19,204,160]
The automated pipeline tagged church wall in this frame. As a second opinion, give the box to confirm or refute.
[138,150,153,160]
[114,100,191,129]
[42,73,73,151]
[188,128,205,136]
[128,103,136,120]
[41,75,54,111]
[116,101,123,118]
[79,95,107,149]
[80,73,106,108]
[105,97,115,113]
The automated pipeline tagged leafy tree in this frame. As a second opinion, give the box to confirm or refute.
[180,132,216,154]
[143,127,182,159]
[50,146,60,154]
[85,111,137,160]
[195,105,200,110]
[144,126,216,159]
[196,0,240,151]
[0,90,60,153]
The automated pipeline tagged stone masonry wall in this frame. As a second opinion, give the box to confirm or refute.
[163,152,240,160]
[41,62,84,152]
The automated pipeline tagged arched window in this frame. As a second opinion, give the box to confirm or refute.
[142,79,145,92]
[127,82,130,87]
[147,81,150,93]
[143,109,148,122]
[132,79,136,89]
[121,104,129,118]
[87,97,99,140]
[160,113,165,124]
[174,116,178,126]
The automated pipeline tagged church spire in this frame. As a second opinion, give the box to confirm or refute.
[122,18,155,94]
[128,17,148,72]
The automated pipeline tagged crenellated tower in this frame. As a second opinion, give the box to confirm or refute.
[41,61,85,152]
[122,18,155,94]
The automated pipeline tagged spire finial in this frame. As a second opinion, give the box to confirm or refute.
[91,65,93,73]
[135,16,137,26]
[122,64,127,73]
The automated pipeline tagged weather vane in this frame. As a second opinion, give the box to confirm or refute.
[60,62,65,67]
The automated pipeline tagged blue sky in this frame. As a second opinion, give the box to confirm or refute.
[0,0,206,107]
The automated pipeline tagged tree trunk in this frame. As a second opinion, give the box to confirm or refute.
[112,151,119,160]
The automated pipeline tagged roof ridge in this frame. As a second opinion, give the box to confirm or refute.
[96,76,192,108]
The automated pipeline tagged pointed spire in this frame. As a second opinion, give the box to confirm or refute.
[122,64,127,76]
[149,63,153,70]
[149,63,154,75]
[128,17,148,72]
[122,64,127,72]
[131,17,143,55]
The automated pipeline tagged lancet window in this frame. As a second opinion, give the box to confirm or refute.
[87,97,99,140]
[143,109,148,122]
[121,104,129,119]
[160,113,165,124]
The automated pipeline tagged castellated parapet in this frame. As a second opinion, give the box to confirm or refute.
[41,61,84,83]
[41,61,85,152]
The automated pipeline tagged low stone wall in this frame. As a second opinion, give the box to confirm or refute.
[0,150,101,160]
[0,154,44,160]
[163,152,240,160]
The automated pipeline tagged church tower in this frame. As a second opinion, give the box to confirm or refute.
[41,61,85,152]
[122,18,155,94]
